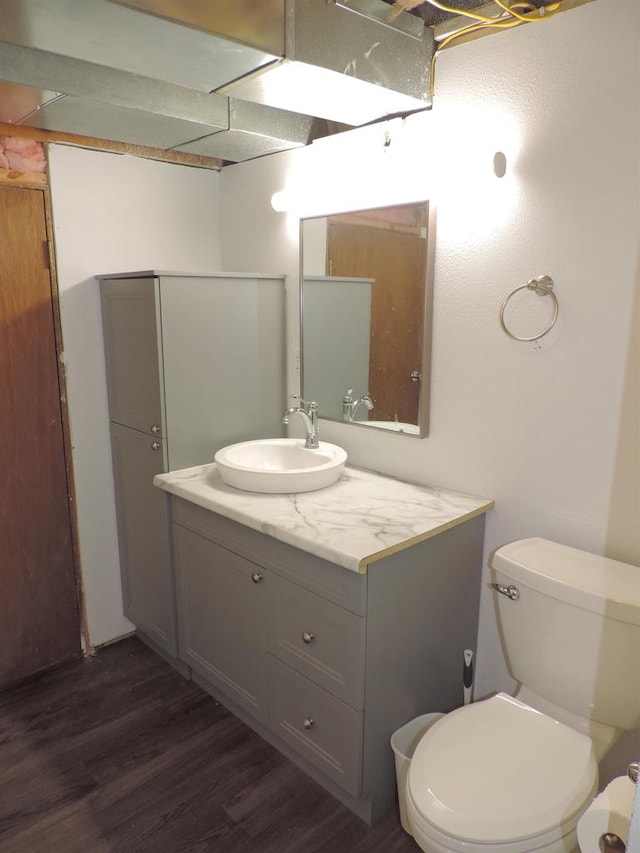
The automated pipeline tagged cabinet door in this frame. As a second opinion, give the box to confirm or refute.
[159,275,286,469]
[110,423,176,655]
[100,277,165,436]
[173,525,269,724]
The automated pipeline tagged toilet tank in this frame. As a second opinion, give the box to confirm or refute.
[491,538,640,730]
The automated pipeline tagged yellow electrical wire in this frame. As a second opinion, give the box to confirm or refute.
[429,17,519,92]
[493,0,560,21]
[409,0,562,98]
[399,0,528,24]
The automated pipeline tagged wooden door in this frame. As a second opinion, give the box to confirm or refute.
[0,183,81,687]
[328,222,426,424]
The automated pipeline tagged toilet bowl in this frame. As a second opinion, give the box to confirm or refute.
[403,538,640,853]
[406,693,598,853]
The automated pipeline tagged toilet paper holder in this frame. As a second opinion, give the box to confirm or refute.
[600,832,626,852]
[598,765,638,853]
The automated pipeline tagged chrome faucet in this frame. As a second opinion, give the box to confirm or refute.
[342,388,374,423]
[282,397,319,449]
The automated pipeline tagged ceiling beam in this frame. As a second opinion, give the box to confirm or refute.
[0,122,223,170]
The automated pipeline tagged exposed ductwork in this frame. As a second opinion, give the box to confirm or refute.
[0,0,434,164]
[120,0,434,125]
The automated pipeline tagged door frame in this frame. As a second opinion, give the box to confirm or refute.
[1,165,89,655]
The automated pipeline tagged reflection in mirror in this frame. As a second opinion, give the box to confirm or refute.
[300,201,435,437]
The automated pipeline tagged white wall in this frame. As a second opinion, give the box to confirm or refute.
[219,0,640,701]
[48,145,221,647]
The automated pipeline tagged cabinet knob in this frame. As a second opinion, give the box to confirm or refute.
[302,718,315,730]
[251,572,263,584]
[151,441,161,451]
[151,424,161,434]
[302,632,315,645]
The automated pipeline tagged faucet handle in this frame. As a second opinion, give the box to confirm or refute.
[291,394,318,412]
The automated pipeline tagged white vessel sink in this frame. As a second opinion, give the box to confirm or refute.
[214,438,347,494]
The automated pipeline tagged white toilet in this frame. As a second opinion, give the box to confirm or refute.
[405,537,640,853]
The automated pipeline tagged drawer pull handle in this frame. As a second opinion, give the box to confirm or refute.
[251,572,263,584]
[302,718,315,730]
[151,441,161,451]
[151,425,161,434]
[302,631,315,644]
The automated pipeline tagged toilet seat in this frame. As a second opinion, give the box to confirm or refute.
[407,693,598,850]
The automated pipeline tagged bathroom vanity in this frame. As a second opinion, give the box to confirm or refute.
[154,464,493,823]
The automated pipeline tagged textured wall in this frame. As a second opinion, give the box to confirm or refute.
[220,0,640,705]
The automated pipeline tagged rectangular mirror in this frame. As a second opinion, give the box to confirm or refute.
[300,201,435,437]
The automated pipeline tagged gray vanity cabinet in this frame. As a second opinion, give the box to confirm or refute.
[99,270,286,660]
[169,495,486,824]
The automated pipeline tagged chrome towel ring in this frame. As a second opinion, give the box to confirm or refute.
[500,275,559,342]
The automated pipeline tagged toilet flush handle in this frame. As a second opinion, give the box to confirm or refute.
[491,583,520,601]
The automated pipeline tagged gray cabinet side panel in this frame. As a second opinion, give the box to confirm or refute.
[109,423,177,655]
[361,516,486,813]
[100,277,165,435]
[159,275,286,470]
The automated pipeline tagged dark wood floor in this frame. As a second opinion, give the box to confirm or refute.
[0,636,419,853]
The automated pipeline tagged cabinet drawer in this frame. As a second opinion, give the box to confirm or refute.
[269,575,365,709]
[269,658,362,798]
[172,498,366,616]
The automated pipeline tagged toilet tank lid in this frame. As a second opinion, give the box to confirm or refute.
[491,538,640,626]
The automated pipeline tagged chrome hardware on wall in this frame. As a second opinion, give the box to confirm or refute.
[150,424,161,434]
[302,631,315,644]
[599,833,626,852]
[151,441,161,450]
[303,717,315,730]
[409,370,422,383]
[595,766,637,852]
[251,572,263,583]
[500,274,559,342]
[491,583,520,601]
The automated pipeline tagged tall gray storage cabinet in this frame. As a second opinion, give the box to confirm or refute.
[99,271,286,658]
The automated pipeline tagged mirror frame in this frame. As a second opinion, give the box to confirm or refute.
[299,200,436,437]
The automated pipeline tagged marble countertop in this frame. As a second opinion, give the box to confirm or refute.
[154,464,493,574]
